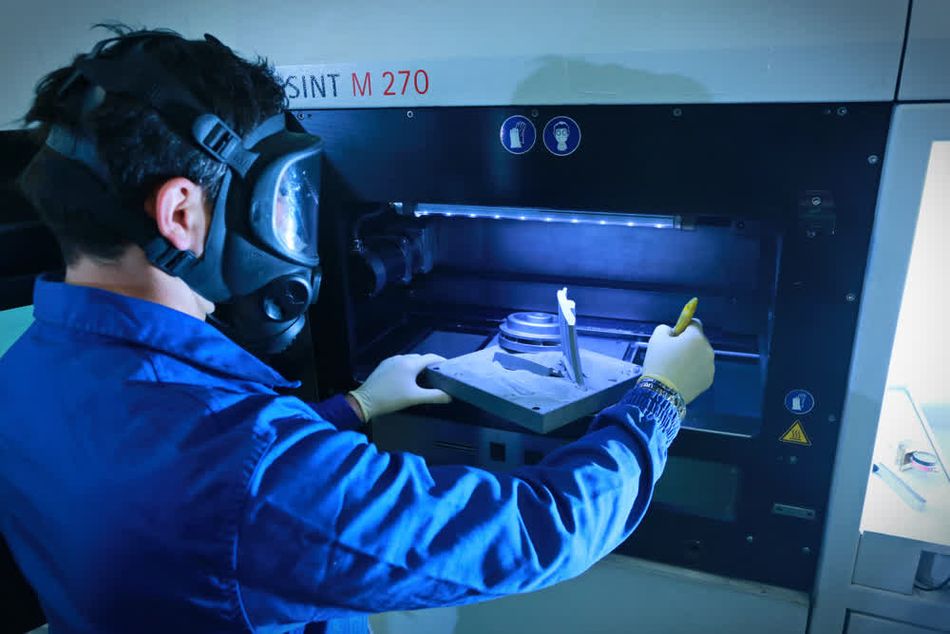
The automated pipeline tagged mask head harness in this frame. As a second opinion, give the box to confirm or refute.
[20,31,323,354]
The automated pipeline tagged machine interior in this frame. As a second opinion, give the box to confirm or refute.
[346,203,779,439]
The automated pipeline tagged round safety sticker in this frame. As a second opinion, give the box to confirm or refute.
[499,115,536,155]
[543,116,581,156]
[785,389,815,415]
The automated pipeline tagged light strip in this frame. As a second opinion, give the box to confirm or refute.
[409,204,681,229]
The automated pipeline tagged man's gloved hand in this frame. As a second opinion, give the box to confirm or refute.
[640,321,715,404]
[348,354,452,422]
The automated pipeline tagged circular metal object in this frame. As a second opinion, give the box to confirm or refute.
[672,107,683,117]
[406,110,414,118]
[836,106,848,116]
[911,451,939,473]
[531,109,540,118]
[746,535,755,544]
[811,196,822,207]
[498,312,562,353]
[802,546,812,555]
[868,154,879,165]
[846,292,857,302]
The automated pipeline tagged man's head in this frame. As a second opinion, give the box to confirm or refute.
[21,25,286,268]
[19,26,324,353]
[553,121,570,145]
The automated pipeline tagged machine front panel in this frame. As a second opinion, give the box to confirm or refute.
[300,103,891,591]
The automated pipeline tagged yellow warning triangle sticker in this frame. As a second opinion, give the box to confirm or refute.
[780,420,811,446]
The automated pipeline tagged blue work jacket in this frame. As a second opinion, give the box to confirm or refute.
[0,277,677,633]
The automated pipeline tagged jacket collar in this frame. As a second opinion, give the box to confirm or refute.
[32,275,297,389]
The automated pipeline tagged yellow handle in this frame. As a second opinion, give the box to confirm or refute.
[671,297,698,336]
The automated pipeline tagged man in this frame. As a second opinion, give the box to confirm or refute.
[0,27,714,634]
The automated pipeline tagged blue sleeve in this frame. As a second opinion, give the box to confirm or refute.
[307,394,363,432]
[236,386,678,627]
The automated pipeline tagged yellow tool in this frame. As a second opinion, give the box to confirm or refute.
[672,297,698,336]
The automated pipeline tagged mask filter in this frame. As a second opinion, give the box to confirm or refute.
[212,272,321,355]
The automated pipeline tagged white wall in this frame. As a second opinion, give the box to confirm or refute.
[884,142,950,404]
[0,0,909,125]
[900,0,950,101]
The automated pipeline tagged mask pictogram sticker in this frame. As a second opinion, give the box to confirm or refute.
[543,116,581,156]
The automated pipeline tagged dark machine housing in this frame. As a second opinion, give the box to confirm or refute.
[299,103,891,592]
[0,104,891,616]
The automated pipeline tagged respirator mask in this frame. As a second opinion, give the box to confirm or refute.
[20,32,323,354]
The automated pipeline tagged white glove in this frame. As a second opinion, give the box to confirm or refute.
[348,353,451,421]
[640,320,715,404]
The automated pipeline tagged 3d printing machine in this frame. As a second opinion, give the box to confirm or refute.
[0,77,941,634]
[297,103,890,593]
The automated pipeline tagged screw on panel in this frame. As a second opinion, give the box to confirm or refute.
[836,106,848,116]
[868,154,879,165]
[806,230,817,239]
[828,414,837,423]
[846,292,857,302]
[406,110,414,119]
[811,196,822,207]
[531,109,539,118]
[672,108,683,117]
[802,547,812,555]
[746,535,755,544]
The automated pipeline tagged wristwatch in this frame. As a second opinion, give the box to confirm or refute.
[635,377,687,446]
[637,377,687,419]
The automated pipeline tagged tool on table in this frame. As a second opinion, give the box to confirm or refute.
[873,462,927,511]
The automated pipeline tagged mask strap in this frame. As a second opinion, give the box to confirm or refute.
[43,124,200,277]
[242,113,288,147]
[72,48,259,177]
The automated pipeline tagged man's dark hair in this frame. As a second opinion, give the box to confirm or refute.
[21,24,286,264]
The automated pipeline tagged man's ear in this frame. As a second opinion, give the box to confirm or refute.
[145,177,209,256]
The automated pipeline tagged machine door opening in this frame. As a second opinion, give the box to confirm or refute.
[345,202,778,440]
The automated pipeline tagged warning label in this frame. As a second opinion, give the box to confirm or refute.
[780,421,811,446]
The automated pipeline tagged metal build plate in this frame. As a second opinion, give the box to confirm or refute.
[425,345,642,434]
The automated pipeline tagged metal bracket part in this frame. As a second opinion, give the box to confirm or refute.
[557,287,584,387]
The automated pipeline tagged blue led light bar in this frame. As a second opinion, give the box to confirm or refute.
[410,203,680,229]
